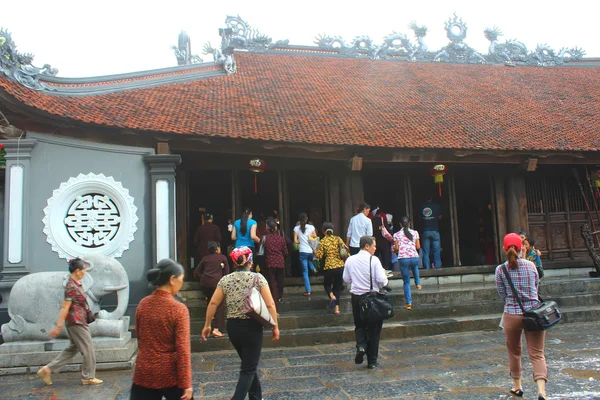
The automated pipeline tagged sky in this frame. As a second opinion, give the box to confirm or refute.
[2,0,597,77]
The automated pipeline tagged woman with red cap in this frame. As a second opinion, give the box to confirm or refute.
[495,233,547,400]
[201,246,279,400]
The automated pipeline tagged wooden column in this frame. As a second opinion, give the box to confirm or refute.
[493,176,508,262]
[506,176,529,234]
[340,173,354,236]
[448,173,460,266]
[175,169,190,274]
[328,171,342,233]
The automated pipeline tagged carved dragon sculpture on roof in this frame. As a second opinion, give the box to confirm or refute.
[434,14,486,64]
[484,26,585,66]
[0,28,57,91]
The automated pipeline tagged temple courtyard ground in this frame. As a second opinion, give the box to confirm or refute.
[1,321,599,400]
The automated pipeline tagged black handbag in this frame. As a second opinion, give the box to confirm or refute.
[501,264,561,331]
[358,256,394,323]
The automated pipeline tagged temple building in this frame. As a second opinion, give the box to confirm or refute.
[1,16,599,323]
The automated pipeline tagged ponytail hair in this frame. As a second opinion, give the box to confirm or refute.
[147,259,184,289]
[401,216,413,241]
[299,212,308,234]
[322,221,334,236]
[507,247,519,269]
[240,209,251,235]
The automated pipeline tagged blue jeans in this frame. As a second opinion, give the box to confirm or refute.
[421,230,442,269]
[299,252,316,293]
[398,258,420,305]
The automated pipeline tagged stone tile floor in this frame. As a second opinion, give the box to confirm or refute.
[2,322,599,399]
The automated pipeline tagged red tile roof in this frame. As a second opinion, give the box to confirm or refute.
[1,52,600,151]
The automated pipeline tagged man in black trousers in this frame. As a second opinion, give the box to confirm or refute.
[342,236,389,369]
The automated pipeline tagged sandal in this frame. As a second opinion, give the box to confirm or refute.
[303,292,311,297]
[510,388,524,397]
[328,297,336,309]
[405,304,412,310]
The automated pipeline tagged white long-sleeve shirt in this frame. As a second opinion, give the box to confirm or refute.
[346,213,373,248]
[343,250,389,295]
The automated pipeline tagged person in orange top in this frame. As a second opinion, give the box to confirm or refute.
[131,259,193,400]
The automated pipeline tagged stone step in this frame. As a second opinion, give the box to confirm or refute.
[188,293,600,332]
[190,304,600,352]
[183,278,600,317]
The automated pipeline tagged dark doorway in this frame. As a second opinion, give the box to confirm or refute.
[410,167,454,267]
[239,170,280,222]
[189,170,233,267]
[286,170,328,277]
[362,168,407,234]
[454,168,497,266]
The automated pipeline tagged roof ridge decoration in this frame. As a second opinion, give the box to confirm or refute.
[202,16,290,74]
[206,14,583,68]
[0,28,58,91]
[172,31,203,66]
[314,13,585,66]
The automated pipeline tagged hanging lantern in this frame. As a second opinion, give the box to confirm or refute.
[0,143,5,168]
[592,169,600,189]
[248,158,268,194]
[430,164,448,197]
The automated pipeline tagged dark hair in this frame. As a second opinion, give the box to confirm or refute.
[518,231,528,236]
[205,213,214,221]
[266,217,277,232]
[147,259,184,288]
[298,212,308,234]
[207,241,220,254]
[240,208,251,235]
[322,221,334,236]
[507,247,519,269]
[524,236,535,247]
[359,235,375,249]
[68,258,88,273]
[401,216,413,241]
[358,202,370,213]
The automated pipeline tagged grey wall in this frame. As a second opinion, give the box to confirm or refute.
[18,132,154,317]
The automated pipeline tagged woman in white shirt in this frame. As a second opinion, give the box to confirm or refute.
[293,213,317,296]
[392,216,422,310]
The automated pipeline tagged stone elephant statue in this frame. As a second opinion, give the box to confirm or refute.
[1,254,130,342]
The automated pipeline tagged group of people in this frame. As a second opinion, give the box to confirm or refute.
[35,204,550,400]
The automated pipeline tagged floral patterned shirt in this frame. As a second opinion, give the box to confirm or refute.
[64,277,88,327]
[217,271,268,319]
[264,233,288,269]
[393,229,420,259]
[315,235,346,270]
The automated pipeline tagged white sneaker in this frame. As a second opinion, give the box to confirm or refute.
[385,271,394,277]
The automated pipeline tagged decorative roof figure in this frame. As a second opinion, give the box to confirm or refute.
[172,31,203,66]
[0,28,57,91]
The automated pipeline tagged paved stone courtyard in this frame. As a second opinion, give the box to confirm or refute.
[2,322,599,400]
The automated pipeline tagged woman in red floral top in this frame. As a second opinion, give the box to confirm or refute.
[132,259,193,400]
[263,217,288,302]
[37,258,103,386]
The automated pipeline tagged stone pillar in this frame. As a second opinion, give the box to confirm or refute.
[1,139,36,282]
[505,176,529,234]
[144,154,182,265]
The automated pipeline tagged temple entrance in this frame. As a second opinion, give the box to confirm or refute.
[410,167,454,267]
[188,170,233,267]
[362,168,408,233]
[286,170,328,277]
[454,167,497,266]
[238,169,280,224]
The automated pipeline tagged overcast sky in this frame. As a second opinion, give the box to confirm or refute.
[2,0,596,77]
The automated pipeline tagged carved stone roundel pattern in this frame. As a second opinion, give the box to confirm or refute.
[43,173,138,259]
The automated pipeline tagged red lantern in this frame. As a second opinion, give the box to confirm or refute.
[248,159,267,194]
[430,164,448,197]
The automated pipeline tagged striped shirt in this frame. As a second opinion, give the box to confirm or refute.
[495,259,541,315]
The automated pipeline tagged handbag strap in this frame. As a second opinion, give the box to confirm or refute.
[501,263,526,313]
[75,284,91,311]
[369,256,374,292]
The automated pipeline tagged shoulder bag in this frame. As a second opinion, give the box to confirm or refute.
[257,235,266,256]
[338,237,349,260]
[243,273,276,328]
[358,256,395,323]
[76,285,96,324]
[380,217,394,242]
[501,264,561,331]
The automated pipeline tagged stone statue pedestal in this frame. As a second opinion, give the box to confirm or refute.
[0,317,137,375]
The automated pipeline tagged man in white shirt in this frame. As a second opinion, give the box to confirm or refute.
[343,236,389,369]
[346,202,373,255]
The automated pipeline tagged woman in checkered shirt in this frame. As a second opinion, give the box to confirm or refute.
[495,233,547,400]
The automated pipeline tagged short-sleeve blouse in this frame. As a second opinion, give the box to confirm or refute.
[64,277,88,326]
[217,271,268,319]
[393,229,420,259]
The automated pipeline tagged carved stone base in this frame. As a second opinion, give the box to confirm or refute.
[0,334,137,369]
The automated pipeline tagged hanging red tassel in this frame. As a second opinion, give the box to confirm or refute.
[439,183,442,197]
[254,174,258,194]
